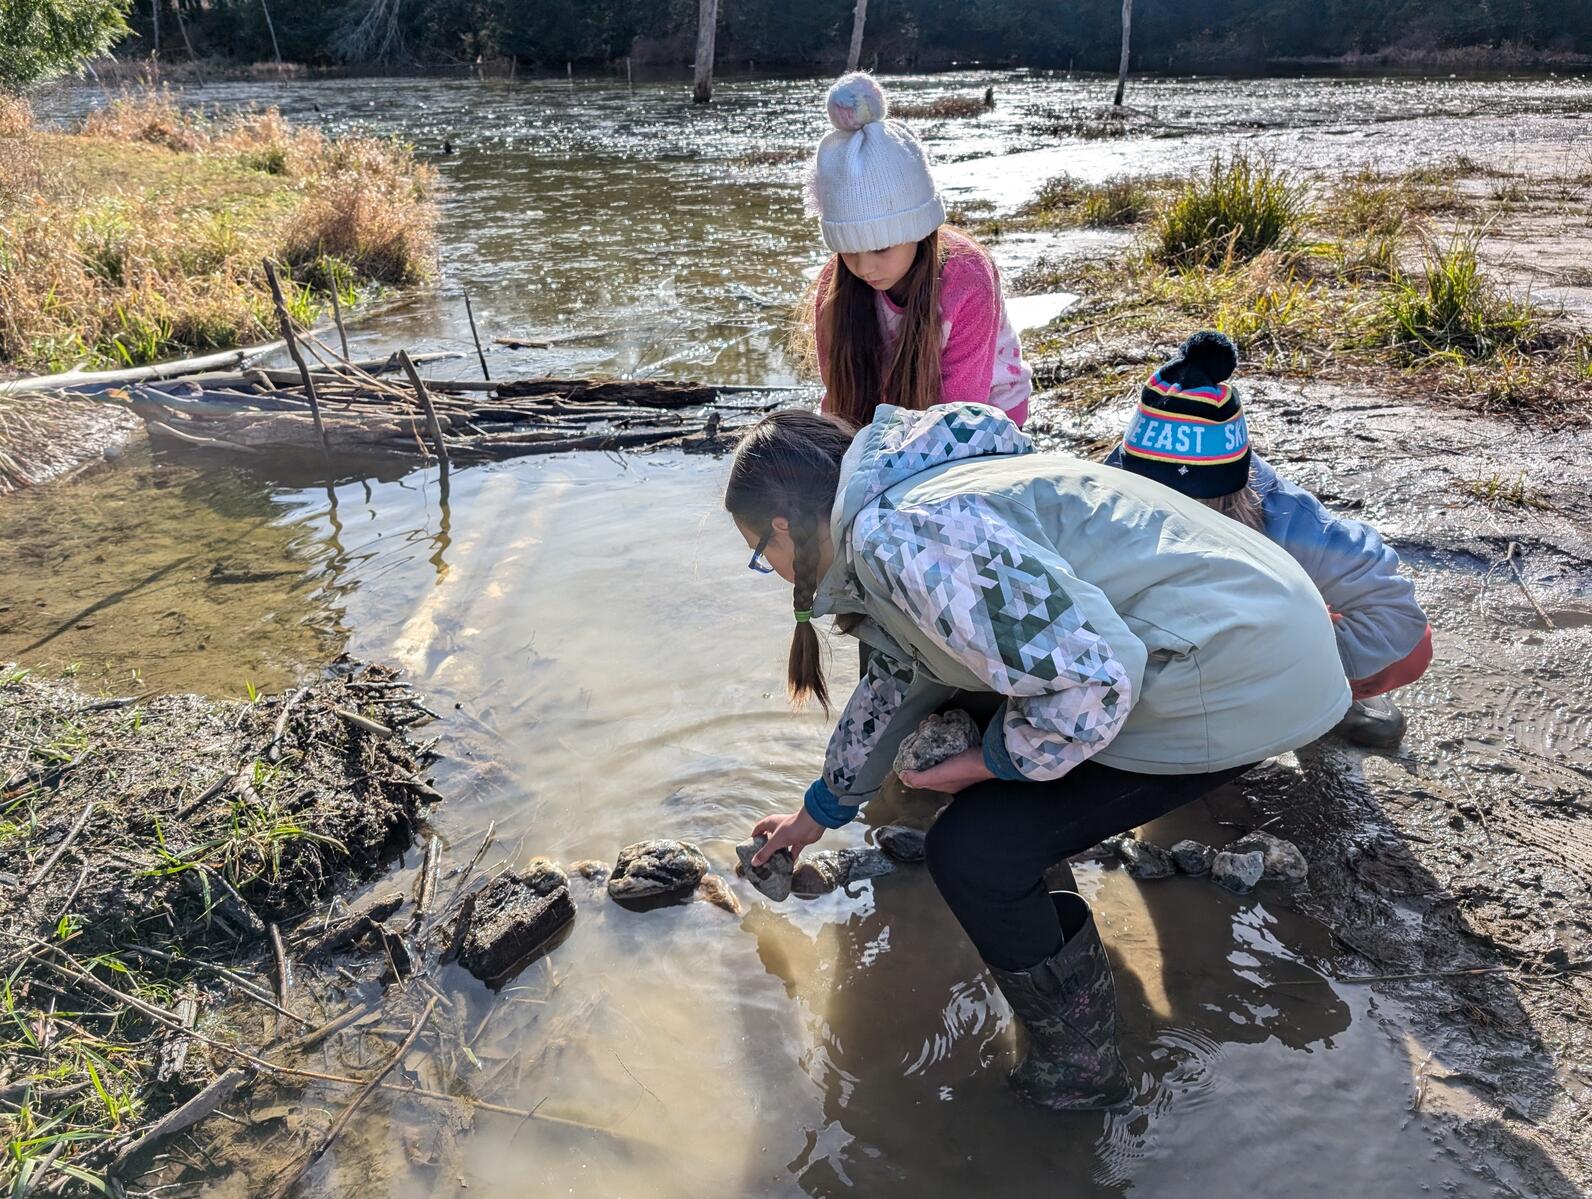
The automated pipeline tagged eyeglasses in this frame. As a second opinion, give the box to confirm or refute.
[747,528,775,574]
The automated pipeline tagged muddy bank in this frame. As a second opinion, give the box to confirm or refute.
[0,658,443,1194]
[1037,375,1592,1196]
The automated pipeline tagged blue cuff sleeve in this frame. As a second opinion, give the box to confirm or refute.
[804,778,861,829]
[981,701,1026,781]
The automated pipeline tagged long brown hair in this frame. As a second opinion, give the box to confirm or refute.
[819,228,944,428]
[724,409,857,711]
[1201,486,1265,531]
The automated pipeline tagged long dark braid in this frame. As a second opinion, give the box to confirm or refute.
[724,408,857,712]
[788,501,827,710]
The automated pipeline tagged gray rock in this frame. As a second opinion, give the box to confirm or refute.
[876,825,928,863]
[524,856,569,896]
[791,847,895,897]
[607,840,709,900]
[1212,849,1266,894]
[1231,831,1309,885]
[893,710,980,776]
[735,834,794,902]
[1113,836,1176,880]
[1170,839,1216,876]
[458,875,575,982]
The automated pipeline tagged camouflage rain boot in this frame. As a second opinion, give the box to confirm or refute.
[1332,694,1407,749]
[986,891,1131,1111]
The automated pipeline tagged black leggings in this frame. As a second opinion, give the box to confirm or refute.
[924,760,1252,971]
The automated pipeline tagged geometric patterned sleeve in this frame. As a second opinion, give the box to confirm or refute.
[822,647,916,797]
[854,495,1142,782]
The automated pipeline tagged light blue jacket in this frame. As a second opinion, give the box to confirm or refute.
[1105,448,1430,683]
[802,405,1350,828]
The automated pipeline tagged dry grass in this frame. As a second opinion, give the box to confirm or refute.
[892,93,993,121]
[0,89,436,375]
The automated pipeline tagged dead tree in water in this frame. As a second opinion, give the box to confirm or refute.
[338,0,406,64]
[846,0,868,73]
[1113,0,1132,107]
[692,0,719,103]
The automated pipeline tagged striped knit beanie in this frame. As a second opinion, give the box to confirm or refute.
[1119,331,1250,498]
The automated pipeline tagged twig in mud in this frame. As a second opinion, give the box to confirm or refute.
[1411,1051,1433,1113]
[411,835,440,934]
[266,687,309,762]
[157,993,198,1084]
[110,1068,249,1176]
[22,799,95,893]
[119,943,311,1028]
[50,862,91,926]
[267,997,438,1199]
[176,769,240,819]
[288,1000,376,1052]
[1505,542,1556,631]
[299,892,404,957]
[269,923,293,1012]
[333,707,394,739]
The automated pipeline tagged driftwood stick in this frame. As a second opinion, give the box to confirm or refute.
[156,993,198,1083]
[111,1068,249,1173]
[262,259,329,455]
[24,801,95,893]
[329,285,350,360]
[267,997,438,1199]
[333,707,394,739]
[463,290,491,381]
[412,835,440,933]
[287,1000,375,1052]
[397,350,451,486]
[1505,542,1556,631]
[266,686,309,762]
[299,892,404,956]
[269,922,293,1011]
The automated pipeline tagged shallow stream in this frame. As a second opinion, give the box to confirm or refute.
[10,72,1592,1194]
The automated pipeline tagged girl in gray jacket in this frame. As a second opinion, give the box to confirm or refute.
[725,401,1348,1111]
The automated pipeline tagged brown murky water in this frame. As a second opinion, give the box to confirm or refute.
[0,447,1522,1196]
[12,72,1592,1194]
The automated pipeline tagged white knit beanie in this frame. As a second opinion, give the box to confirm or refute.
[809,73,946,254]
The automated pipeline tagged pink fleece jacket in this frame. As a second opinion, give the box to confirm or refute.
[815,230,1032,427]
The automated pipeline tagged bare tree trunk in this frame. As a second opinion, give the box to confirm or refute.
[1113,0,1132,107]
[260,0,283,66]
[846,0,868,73]
[151,0,160,57]
[692,0,718,104]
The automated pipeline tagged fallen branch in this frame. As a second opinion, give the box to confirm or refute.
[267,998,438,1198]
[334,707,394,739]
[286,1000,375,1052]
[118,943,310,1027]
[23,800,96,893]
[269,923,293,1013]
[110,1068,248,1174]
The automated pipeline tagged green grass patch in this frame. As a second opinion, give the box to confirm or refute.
[1456,471,1554,510]
[1381,236,1539,363]
[1153,153,1308,267]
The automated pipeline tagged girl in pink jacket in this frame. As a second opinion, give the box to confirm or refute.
[807,73,1032,429]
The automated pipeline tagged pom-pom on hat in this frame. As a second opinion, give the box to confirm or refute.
[1119,331,1252,499]
[809,73,947,254]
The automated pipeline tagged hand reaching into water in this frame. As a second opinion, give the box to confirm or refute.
[899,747,995,795]
[751,807,825,866]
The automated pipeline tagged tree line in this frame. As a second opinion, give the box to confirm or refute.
[8,0,1592,94]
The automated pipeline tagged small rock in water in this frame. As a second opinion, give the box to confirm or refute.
[524,856,569,896]
[1112,836,1176,880]
[458,874,575,983]
[876,825,928,863]
[1231,831,1309,885]
[791,847,895,897]
[607,840,709,900]
[1170,839,1216,876]
[568,859,611,884]
[735,834,794,902]
[696,874,743,915]
[1212,849,1266,894]
[893,710,980,775]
